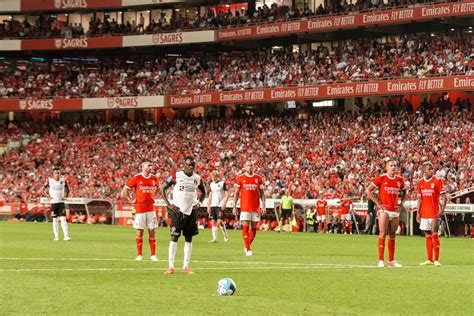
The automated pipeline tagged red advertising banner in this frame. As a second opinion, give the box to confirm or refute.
[217,0,474,41]
[166,76,474,107]
[21,36,123,51]
[1,76,472,111]
[0,99,83,111]
[21,0,122,11]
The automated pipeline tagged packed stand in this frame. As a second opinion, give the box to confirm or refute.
[0,34,472,99]
[0,0,455,39]
[1,108,472,204]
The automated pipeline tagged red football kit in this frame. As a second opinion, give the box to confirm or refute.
[235,173,264,212]
[126,173,158,213]
[417,177,445,219]
[316,200,328,215]
[372,174,405,212]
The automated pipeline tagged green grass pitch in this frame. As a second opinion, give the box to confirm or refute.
[0,222,473,315]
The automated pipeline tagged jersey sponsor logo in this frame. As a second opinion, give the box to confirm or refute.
[152,32,183,45]
[55,0,88,9]
[384,186,400,194]
[243,183,258,190]
[139,185,155,193]
[421,188,434,196]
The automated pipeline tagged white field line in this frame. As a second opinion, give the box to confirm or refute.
[0,257,435,272]
[0,266,382,272]
[0,257,372,267]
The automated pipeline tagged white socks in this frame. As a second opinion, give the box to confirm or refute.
[212,226,218,240]
[168,241,178,268]
[60,216,69,238]
[168,241,193,269]
[183,242,192,269]
[52,217,59,239]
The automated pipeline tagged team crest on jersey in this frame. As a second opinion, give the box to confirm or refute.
[431,183,435,188]
[255,179,259,184]
[397,181,401,187]
[194,180,198,185]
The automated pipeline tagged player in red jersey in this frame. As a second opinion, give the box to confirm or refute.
[339,193,353,234]
[233,161,266,256]
[366,159,406,268]
[417,162,446,267]
[121,161,160,262]
[315,196,329,233]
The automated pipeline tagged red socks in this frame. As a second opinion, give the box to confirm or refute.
[149,237,156,256]
[324,223,328,233]
[242,225,251,251]
[136,237,143,256]
[343,224,347,234]
[348,222,353,234]
[425,234,433,261]
[249,227,257,244]
[378,237,385,261]
[388,239,395,262]
[432,233,440,261]
[318,222,323,232]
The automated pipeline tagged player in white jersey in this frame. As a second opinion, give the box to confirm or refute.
[160,156,206,275]
[41,167,71,241]
[207,170,229,243]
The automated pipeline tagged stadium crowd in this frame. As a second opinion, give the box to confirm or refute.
[1,107,472,204]
[0,0,457,39]
[0,34,472,98]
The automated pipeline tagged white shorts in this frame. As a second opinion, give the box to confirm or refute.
[378,210,400,220]
[420,218,439,231]
[240,211,260,222]
[316,215,326,222]
[133,212,158,230]
[340,213,352,221]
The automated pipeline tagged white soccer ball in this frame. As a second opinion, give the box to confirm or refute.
[216,278,236,296]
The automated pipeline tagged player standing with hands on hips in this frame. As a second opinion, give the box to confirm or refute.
[233,161,266,256]
[417,162,446,267]
[160,156,206,274]
[121,160,160,262]
[42,167,71,241]
[366,159,407,268]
